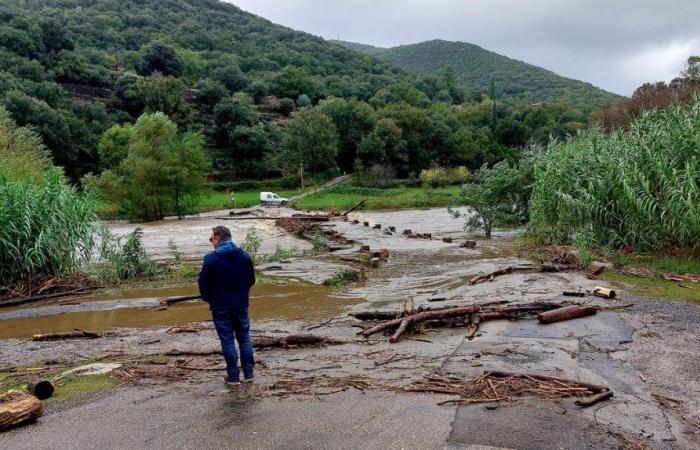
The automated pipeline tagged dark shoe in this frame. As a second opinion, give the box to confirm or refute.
[224,376,241,388]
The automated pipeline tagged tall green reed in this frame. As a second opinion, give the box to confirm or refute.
[529,96,700,253]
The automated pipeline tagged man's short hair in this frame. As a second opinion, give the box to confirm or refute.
[212,225,232,241]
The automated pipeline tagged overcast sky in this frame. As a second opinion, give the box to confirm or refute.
[228,0,700,96]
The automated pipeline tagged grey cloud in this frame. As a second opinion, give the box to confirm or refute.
[229,0,700,95]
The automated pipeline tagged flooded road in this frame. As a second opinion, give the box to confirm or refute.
[107,208,312,261]
[2,207,699,450]
[0,283,362,339]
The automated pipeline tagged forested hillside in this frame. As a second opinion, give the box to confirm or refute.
[333,39,618,109]
[1,0,613,207]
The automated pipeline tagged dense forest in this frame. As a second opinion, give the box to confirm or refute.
[333,39,618,111]
[0,0,613,196]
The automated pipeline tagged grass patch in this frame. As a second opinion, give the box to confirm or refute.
[293,185,462,210]
[48,374,118,403]
[322,269,363,287]
[0,370,119,406]
[600,271,700,304]
[626,255,700,274]
[96,189,299,220]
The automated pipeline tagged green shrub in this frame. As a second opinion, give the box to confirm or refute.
[529,96,700,253]
[322,269,361,287]
[0,170,98,285]
[96,228,161,283]
[420,166,471,187]
[241,227,262,264]
[454,161,529,236]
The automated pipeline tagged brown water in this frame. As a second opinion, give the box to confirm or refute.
[0,283,362,339]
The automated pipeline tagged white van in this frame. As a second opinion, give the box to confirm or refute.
[260,191,289,206]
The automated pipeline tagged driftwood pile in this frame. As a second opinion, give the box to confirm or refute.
[0,275,98,308]
[352,301,599,343]
[406,371,612,407]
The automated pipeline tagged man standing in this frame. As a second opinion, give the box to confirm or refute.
[198,226,256,386]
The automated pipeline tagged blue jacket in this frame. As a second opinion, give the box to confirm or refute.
[198,240,256,312]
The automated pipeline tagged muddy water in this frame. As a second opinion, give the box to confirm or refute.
[107,207,311,261]
[0,283,362,339]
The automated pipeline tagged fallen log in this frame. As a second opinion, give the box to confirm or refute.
[349,301,562,342]
[575,390,613,407]
[563,291,585,297]
[159,294,202,306]
[592,286,616,299]
[388,306,481,343]
[470,267,513,285]
[342,199,367,216]
[349,310,403,321]
[0,390,43,431]
[31,330,100,341]
[496,301,564,314]
[537,305,597,324]
[27,380,54,400]
[587,265,606,279]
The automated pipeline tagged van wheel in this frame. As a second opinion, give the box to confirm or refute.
[281,201,288,206]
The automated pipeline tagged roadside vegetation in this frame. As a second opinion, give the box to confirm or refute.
[293,184,463,211]
[528,97,700,253]
[0,108,97,287]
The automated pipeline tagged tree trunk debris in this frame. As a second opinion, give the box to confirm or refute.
[27,380,54,400]
[537,305,598,324]
[0,390,43,431]
[587,265,606,279]
[159,295,202,306]
[31,330,100,341]
[355,302,573,343]
[592,286,616,299]
[342,199,367,216]
[563,291,586,297]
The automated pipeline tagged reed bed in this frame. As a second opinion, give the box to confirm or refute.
[0,170,97,285]
[529,96,700,253]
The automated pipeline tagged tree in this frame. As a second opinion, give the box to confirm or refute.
[282,108,338,176]
[0,106,51,181]
[136,75,191,127]
[318,98,376,171]
[98,123,133,170]
[210,64,247,92]
[378,103,431,175]
[86,113,209,221]
[194,78,228,109]
[114,74,145,117]
[681,56,700,83]
[137,42,184,77]
[212,93,258,146]
[356,118,407,175]
[455,161,529,237]
[270,66,316,99]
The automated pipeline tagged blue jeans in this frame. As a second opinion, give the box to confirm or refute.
[211,307,254,382]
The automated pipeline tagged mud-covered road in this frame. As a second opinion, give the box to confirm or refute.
[1,208,698,450]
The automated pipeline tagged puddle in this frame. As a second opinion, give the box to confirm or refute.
[0,283,362,339]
